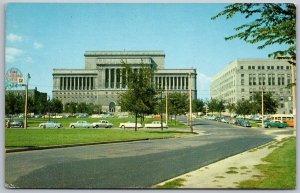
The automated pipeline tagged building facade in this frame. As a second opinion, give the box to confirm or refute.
[53,51,197,112]
[211,59,293,114]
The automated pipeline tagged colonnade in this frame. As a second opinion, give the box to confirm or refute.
[154,76,189,90]
[59,76,94,90]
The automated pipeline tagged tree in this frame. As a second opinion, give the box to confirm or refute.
[251,91,279,114]
[212,3,296,63]
[65,102,77,115]
[5,92,25,115]
[207,98,217,116]
[50,98,63,114]
[207,98,224,116]
[192,99,205,114]
[168,92,188,125]
[118,61,157,131]
[235,99,253,119]
[226,102,236,117]
[215,99,225,116]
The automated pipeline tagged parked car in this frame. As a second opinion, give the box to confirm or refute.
[92,120,113,128]
[76,114,88,118]
[221,118,230,123]
[119,122,142,129]
[264,121,289,128]
[145,121,168,128]
[240,121,251,127]
[39,121,63,128]
[69,121,93,128]
[7,120,24,128]
[102,114,114,118]
[234,120,244,126]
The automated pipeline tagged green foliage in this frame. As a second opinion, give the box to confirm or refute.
[235,99,253,117]
[168,92,188,124]
[5,92,24,115]
[5,128,192,148]
[65,102,77,114]
[212,3,296,63]
[226,102,236,116]
[251,91,279,114]
[5,91,48,115]
[239,137,296,189]
[192,99,205,113]
[207,98,225,116]
[49,98,64,114]
[156,178,186,188]
[118,61,157,131]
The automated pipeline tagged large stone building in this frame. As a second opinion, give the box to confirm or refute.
[53,51,197,112]
[211,59,293,114]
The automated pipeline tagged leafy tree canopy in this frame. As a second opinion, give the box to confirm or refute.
[212,3,296,64]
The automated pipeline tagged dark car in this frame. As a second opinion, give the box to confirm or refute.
[235,120,244,126]
[8,120,24,128]
[240,121,251,127]
[264,121,289,128]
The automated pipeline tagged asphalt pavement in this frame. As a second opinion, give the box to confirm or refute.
[5,117,280,188]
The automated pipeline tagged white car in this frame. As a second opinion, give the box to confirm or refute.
[119,122,142,129]
[145,121,168,128]
[92,120,113,128]
[69,121,93,128]
[39,121,63,128]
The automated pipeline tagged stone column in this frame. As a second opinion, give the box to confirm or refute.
[108,68,111,88]
[114,68,117,89]
[66,77,69,90]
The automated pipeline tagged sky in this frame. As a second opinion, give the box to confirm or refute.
[5,2,290,99]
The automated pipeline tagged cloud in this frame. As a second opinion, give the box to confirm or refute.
[6,47,24,63]
[7,33,23,43]
[33,42,43,49]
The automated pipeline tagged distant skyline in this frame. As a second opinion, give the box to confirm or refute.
[5,3,290,99]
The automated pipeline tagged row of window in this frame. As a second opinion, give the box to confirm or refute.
[240,65,290,70]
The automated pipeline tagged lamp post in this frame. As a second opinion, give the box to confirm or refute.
[189,72,193,133]
[160,89,163,131]
[165,87,168,127]
[261,86,265,128]
[24,73,31,129]
[48,96,51,122]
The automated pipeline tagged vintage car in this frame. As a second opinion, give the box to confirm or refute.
[264,121,289,128]
[119,122,142,129]
[69,121,93,128]
[39,121,63,128]
[144,121,168,128]
[92,120,113,128]
[7,120,24,128]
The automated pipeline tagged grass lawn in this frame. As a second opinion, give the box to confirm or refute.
[239,137,296,189]
[5,128,193,148]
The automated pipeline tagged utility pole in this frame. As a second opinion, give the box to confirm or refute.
[24,73,31,129]
[160,89,163,131]
[189,73,193,133]
[261,87,264,128]
[165,87,168,127]
[291,58,296,135]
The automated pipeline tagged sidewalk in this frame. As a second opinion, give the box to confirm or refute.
[155,129,293,188]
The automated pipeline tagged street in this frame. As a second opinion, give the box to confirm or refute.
[5,118,283,188]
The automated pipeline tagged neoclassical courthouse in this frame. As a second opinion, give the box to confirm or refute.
[52,51,197,112]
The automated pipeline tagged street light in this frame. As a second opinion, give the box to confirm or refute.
[261,86,265,128]
[189,73,193,133]
[48,96,51,122]
[24,73,31,129]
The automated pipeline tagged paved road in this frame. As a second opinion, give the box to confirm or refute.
[5,118,283,188]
